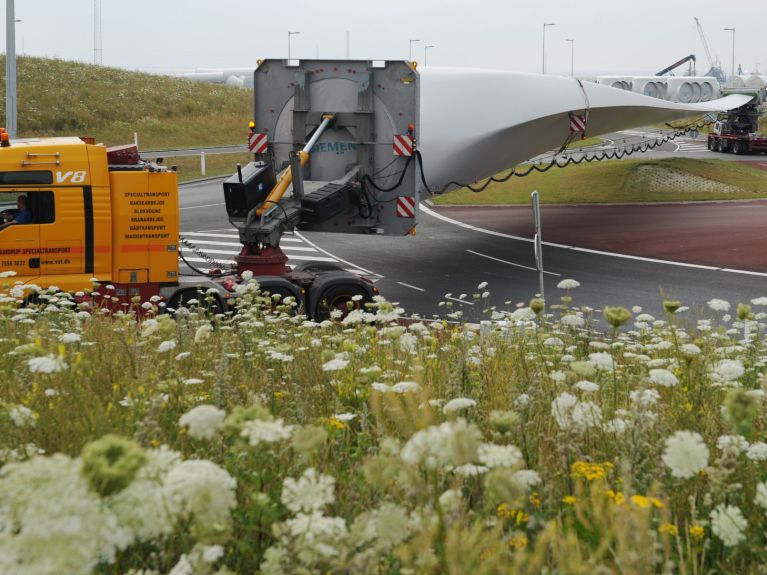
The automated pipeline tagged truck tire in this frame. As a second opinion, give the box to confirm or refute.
[315,284,371,321]
[708,138,715,151]
[166,288,223,316]
[732,141,744,155]
[717,140,728,153]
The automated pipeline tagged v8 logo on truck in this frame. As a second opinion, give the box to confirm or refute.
[55,171,87,183]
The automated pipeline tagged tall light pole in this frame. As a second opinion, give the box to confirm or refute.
[6,0,17,137]
[723,27,735,83]
[424,44,435,66]
[287,31,300,61]
[542,23,555,74]
[409,39,420,61]
[565,39,574,77]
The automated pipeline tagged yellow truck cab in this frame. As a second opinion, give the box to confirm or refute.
[0,134,224,310]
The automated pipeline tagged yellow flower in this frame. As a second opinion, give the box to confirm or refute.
[326,417,345,430]
[571,461,613,481]
[605,490,625,505]
[150,438,161,447]
[508,535,529,549]
[479,548,494,562]
[562,496,577,505]
[630,495,651,509]
[529,492,542,507]
[274,391,286,400]
[689,525,705,540]
[496,503,512,519]
[659,523,678,536]
[650,497,665,509]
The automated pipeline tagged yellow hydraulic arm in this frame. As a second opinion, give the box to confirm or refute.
[255,114,334,216]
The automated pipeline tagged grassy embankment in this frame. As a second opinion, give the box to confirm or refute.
[433,158,767,205]
[0,55,251,151]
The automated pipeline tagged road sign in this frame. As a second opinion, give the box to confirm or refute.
[569,114,587,133]
[396,196,416,217]
[689,128,699,139]
[248,132,268,154]
[393,134,414,156]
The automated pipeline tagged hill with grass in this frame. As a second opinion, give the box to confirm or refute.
[0,56,251,149]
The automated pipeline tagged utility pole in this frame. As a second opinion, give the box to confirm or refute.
[93,0,102,65]
[6,0,17,137]
[288,31,300,61]
[724,27,735,84]
[346,30,350,59]
[424,45,435,66]
[409,39,420,61]
[542,23,555,74]
[565,38,574,77]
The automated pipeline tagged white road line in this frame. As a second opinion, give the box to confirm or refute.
[183,232,303,243]
[179,203,225,210]
[294,231,382,277]
[196,246,318,255]
[445,295,474,306]
[420,203,767,277]
[397,281,426,292]
[466,249,561,276]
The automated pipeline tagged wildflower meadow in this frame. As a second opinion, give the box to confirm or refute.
[2,273,767,574]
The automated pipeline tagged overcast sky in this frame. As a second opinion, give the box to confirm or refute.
[3,0,765,76]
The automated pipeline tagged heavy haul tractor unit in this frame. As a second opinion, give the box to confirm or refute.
[708,100,767,154]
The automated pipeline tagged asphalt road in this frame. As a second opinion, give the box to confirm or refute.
[178,178,767,319]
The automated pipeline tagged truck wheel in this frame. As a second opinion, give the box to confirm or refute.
[732,141,743,155]
[166,288,223,316]
[708,139,715,151]
[717,140,728,153]
[315,284,371,321]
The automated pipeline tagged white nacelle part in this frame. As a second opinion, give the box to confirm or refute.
[416,67,751,193]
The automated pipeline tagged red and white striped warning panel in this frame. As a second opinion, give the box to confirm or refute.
[393,134,414,156]
[248,132,268,154]
[396,196,416,218]
[569,114,587,133]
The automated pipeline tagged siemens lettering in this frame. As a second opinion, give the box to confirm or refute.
[310,142,357,154]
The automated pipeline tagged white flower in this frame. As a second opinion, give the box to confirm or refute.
[443,397,476,413]
[589,352,614,371]
[241,418,295,446]
[551,392,578,430]
[560,314,585,328]
[401,418,481,470]
[477,443,522,468]
[708,298,730,312]
[322,357,349,372]
[8,405,35,428]
[371,383,392,393]
[662,431,709,479]
[169,554,193,575]
[392,381,421,393]
[510,307,536,322]
[680,343,701,356]
[751,297,767,306]
[574,380,599,392]
[175,351,191,362]
[163,459,237,538]
[158,340,177,353]
[755,482,767,511]
[281,468,336,513]
[512,469,542,490]
[59,332,81,344]
[717,434,749,456]
[746,442,767,461]
[557,279,580,289]
[195,324,213,343]
[27,355,68,373]
[183,378,204,386]
[453,464,489,476]
[333,412,356,422]
[179,405,226,440]
[714,359,745,382]
[649,368,678,387]
[710,504,747,547]
[630,388,660,408]
[543,337,564,347]
[571,401,602,430]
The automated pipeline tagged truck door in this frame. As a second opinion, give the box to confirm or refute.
[0,190,41,283]
[38,187,84,279]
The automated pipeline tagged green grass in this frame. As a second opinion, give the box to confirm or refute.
[432,158,767,205]
[0,56,252,149]
[159,152,252,182]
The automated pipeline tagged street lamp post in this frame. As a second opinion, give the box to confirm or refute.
[6,0,17,137]
[288,31,300,61]
[542,23,555,74]
[409,39,420,61]
[565,38,574,77]
[723,27,735,84]
[424,45,435,66]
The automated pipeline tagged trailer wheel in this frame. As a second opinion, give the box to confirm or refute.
[166,288,223,316]
[732,141,744,155]
[707,139,715,151]
[717,140,728,153]
[315,284,371,321]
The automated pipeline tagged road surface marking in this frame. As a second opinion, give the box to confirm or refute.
[397,281,426,292]
[466,249,561,276]
[420,203,767,277]
[294,231,382,277]
[179,203,225,210]
[182,232,302,243]
[445,295,474,306]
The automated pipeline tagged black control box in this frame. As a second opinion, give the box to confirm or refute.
[223,162,277,219]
